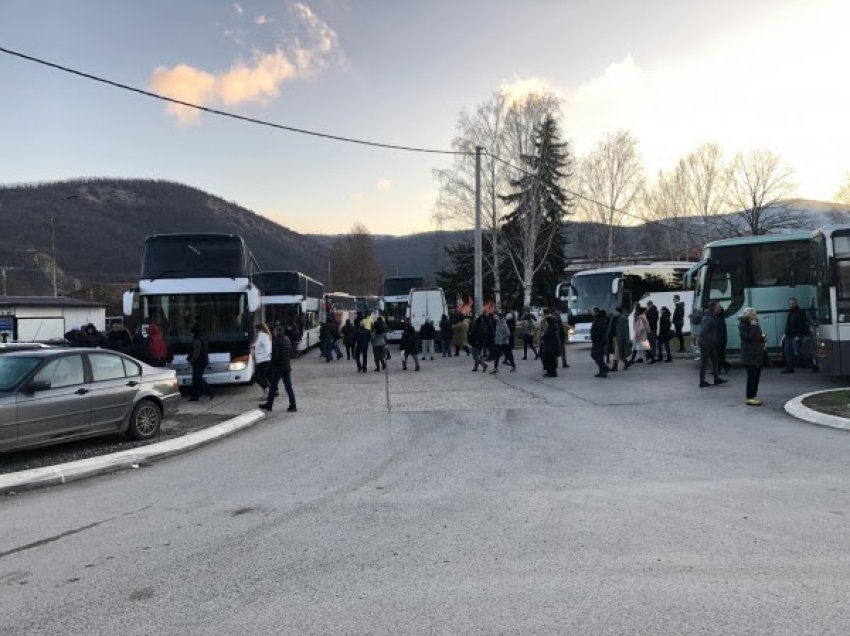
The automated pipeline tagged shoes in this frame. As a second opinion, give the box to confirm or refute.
[482,363,489,372]
[382,363,387,370]
[665,358,673,363]
[647,359,656,365]
[714,378,728,385]
[624,361,631,369]
[415,367,420,372]
[562,363,570,368]
[635,359,644,364]
[594,373,608,378]
[188,397,199,402]
[746,398,763,406]
[430,357,434,360]
[522,357,527,360]
[781,369,794,374]
[402,365,407,371]
[544,372,557,377]
[490,369,498,374]
[374,367,381,372]
[699,381,711,388]
[258,404,272,411]
[287,405,297,412]
[510,366,516,372]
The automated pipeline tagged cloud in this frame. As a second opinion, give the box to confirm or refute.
[149,1,341,125]
[376,178,392,192]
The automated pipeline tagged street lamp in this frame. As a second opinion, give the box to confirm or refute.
[48,194,77,296]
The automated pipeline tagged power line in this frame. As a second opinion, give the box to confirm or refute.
[0,45,470,157]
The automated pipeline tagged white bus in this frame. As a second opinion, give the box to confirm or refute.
[123,233,260,386]
[323,292,358,327]
[559,262,695,343]
[381,276,426,342]
[809,225,850,374]
[255,271,324,352]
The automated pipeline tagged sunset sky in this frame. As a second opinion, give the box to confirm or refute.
[1,0,848,235]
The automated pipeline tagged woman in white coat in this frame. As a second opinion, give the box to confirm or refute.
[253,323,273,393]
[632,307,654,363]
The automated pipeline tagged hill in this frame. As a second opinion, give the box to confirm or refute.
[0,179,329,296]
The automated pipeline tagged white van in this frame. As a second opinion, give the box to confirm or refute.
[407,287,448,332]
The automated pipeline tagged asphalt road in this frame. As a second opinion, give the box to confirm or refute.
[2,348,849,634]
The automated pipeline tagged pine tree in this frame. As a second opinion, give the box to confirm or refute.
[500,115,573,310]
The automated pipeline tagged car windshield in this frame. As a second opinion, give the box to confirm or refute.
[0,356,42,391]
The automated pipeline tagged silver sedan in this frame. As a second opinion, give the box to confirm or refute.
[0,348,180,453]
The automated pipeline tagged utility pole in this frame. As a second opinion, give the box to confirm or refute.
[1,267,6,296]
[48,194,78,296]
[474,146,483,317]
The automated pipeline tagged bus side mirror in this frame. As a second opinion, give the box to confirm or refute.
[611,278,621,295]
[301,300,307,312]
[247,286,260,312]
[122,290,136,317]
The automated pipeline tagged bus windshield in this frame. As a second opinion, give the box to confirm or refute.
[384,278,425,297]
[569,272,619,318]
[383,301,407,331]
[142,236,247,279]
[143,293,252,354]
[255,272,301,296]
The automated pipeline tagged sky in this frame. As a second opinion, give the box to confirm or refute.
[1,0,848,236]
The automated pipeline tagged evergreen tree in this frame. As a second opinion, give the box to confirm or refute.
[500,115,573,310]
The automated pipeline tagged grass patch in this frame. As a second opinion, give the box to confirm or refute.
[802,389,850,418]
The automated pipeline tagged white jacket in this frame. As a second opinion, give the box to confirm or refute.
[254,331,272,364]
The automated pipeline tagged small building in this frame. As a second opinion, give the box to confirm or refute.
[0,296,106,342]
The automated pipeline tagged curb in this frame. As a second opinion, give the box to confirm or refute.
[784,390,850,431]
[0,409,266,496]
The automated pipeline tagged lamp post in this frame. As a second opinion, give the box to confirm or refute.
[48,194,77,296]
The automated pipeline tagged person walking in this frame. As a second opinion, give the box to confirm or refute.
[633,307,654,363]
[628,303,643,364]
[555,311,569,368]
[607,306,631,371]
[188,324,215,402]
[521,309,538,360]
[319,317,334,362]
[259,325,296,412]
[698,303,727,388]
[400,317,420,371]
[782,297,809,373]
[453,314,470,356]
[672,294,686,353]
[590,307,611,377]
[645,301,659,362]
[439,314,452,358]
[353,319,371,373]
[469,314,489,372]
[739,307,765,405]
[506,311,517,354]
[658,306,673,362]
[485,312,497,361]
[252,323,272,393]
[420,318,436,361]
[491,313,516,374]
[540,315,560,377]
[371,317,388,371]
[341,318,356,360]
[715,303,731,374]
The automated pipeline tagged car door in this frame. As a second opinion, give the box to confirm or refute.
[86,352,139,431]
[16,354,90,448]
[0,393,17,452]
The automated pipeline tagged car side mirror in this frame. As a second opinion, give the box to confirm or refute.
[25,380,52,393]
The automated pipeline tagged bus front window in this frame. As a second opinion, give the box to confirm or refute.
[704,246,745,317]
[569,273,619,319]
[832,233,850,321]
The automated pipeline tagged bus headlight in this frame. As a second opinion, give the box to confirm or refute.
[229,354,249,371]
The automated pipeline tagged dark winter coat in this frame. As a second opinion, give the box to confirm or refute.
[400,325,419,353]
[739,318,765,367]
[607,313,630,349]
[590,314,609,350]
[188,333,209,369]
[673,301,686,328]
[697,309,718,349]
[469,318,488,348]
[354,325,371,349]
[269,334,292,373]
[439,317,452,341]
[540,318,560,355]
[785,307,809,338]
[341,321,356,346]
[420,321,436,340]
[659,311,672,341]
[646,305,659,333]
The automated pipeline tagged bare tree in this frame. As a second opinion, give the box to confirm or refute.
[433,91,560,309]
[725,149,801,235]
[641,164,691,259]
[576,130,645,263]
[835,170,850,205]
[328,223,382,295]
[683,142,729,238]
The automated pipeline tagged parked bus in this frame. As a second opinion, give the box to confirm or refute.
[324,292,358,326]
[685,233,815,361]
[255,271,324,352]
[381,276,426,342]
[356,295,381,329]
[810,225,850,374]
[122,233,261,386]
[560,262,695,343]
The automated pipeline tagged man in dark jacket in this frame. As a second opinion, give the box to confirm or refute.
[400,317,420,371]
[697,304,726,388]
[439,314,452,358]
[672,295,686,353]
[782,297,810,373]
[353,319,371,373]
[469,314,489,372]
[716,304,730,374]
[645,301,659,360]
[341,318,356,360]
[590,307,610,378]
[420,318,437,360]
[188,324,215,401]
[540,315,560,377]
[259,325,296,412]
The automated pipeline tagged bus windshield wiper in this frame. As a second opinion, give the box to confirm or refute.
[148,269,182,281]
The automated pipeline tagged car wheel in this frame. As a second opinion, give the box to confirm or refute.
[127,400,162,440]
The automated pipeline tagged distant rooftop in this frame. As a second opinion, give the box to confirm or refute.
[0,296,106,308]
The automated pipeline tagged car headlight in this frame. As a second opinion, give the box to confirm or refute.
[229,354,249,371]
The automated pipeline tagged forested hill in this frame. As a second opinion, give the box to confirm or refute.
[0,179,329,295]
